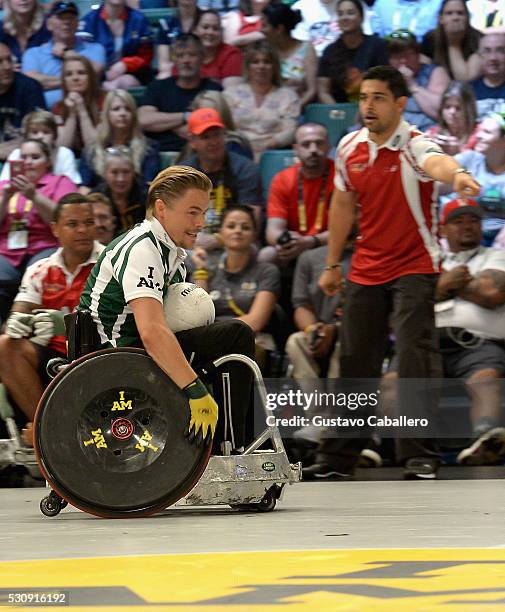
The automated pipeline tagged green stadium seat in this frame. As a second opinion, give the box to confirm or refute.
[304,103,359,146]
[259,149,295,200]
[141,7,177,29]
[159,151,179,169]
[127,86,147,107]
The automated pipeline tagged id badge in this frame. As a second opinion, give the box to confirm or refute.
[7,220,28,250]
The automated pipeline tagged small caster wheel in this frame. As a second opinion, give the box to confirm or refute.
[256,489,277,512]
[40,491,65,517]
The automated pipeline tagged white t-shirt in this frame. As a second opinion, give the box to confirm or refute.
[0,146,82,185]
[436,246,505,339]
[467,0,505,29]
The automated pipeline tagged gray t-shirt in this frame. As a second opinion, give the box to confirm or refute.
[203,256,280,319]
[292,245,350,323]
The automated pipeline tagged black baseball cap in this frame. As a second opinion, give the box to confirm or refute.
[48,2,78,17]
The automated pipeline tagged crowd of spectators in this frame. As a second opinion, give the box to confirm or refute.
[1,0,505,471]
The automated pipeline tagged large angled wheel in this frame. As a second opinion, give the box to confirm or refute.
[34,348,211,518]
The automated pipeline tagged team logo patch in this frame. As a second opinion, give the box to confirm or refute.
[349,163,366,173]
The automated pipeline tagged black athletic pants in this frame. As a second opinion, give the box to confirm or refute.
[317,274,442,471]
[175,319,256,450]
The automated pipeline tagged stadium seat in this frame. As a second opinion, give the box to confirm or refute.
[304,103,359,146]
[141,7,177,28]
[159,151,179,169]
[127,86,147,107]
[259,150,295,200]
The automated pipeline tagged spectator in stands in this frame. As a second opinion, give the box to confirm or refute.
[426,81,478,155]
[93,146,147,233]
[387,29,449,133]
[190,90,253,158]
[0,42,45,161]
[222,0,266,48]
[193,10,243,87]
[318,0,388,104]
[441,112,505,243]
[79,0,153,90]
[52,55,104,157]
[138,33,222,152]
[471,32,505,120]
[22,2,106,109]
[421,0,481,82]
[0,110,81,185]
[287,244,343,380]
[156,0,202,80]
[0,194,102,440]
[88,192,117,245]
[80,89,160,190]
[182,108,261,251]
[467,0,505,30]
[197,0,239,13]
[370,0,441,41]
[191,204,280,371]
[290,0,340,58]
[0,0,50,65]
[261,3,316,108]
[224,41,300,161]
[0,139,77,323]
[260,123,333,265]
[435,199,505,465]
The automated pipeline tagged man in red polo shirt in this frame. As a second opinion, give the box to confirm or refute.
[0,193,102,440]
[262,123,334,265]
[305,66,480,480]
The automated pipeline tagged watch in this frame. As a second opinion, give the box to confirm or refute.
[453,168,472,177]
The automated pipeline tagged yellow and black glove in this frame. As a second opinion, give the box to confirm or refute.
[183,377,218,446]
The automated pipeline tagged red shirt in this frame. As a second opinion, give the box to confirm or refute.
[15,243,104,353]
[201,43,243,80]
[335,120,444,285]
[267,160,335,235]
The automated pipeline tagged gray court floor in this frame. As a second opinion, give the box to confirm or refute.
[2,470,505,562]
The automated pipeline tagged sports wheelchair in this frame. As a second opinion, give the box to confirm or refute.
[35,311,301,518]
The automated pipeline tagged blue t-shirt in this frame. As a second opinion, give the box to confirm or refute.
[0,73,46,142]
[370,0,442,40]
[182,150,262,232]
[442,150,505,241]
[22,39,106,108]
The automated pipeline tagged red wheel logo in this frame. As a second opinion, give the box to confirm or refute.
[111,418,134,440]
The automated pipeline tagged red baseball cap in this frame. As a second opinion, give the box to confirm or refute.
[441,198,483,224]
[187,108,225,136]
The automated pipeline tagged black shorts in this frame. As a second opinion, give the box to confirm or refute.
[32,344,66,386]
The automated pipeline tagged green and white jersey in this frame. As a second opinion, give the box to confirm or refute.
[79,218,186,347]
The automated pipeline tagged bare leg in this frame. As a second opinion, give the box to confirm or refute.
[0,335,42,420]
[465,368,503,429]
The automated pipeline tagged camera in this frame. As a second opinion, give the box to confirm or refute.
[277,230,292,246]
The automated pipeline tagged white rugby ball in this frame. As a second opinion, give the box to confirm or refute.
[163,282,215,332]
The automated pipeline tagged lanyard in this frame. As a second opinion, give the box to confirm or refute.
[8,193,33,217]
[218,254,247,317]
[297,163,330,233]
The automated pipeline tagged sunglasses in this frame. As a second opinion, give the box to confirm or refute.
[385,29,417,43]
[106,145,131,156]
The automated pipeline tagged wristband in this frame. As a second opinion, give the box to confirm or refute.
[323,263,341,270]
[453,168,472,177]
[183,377,208,399]
[193,268,209,280]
